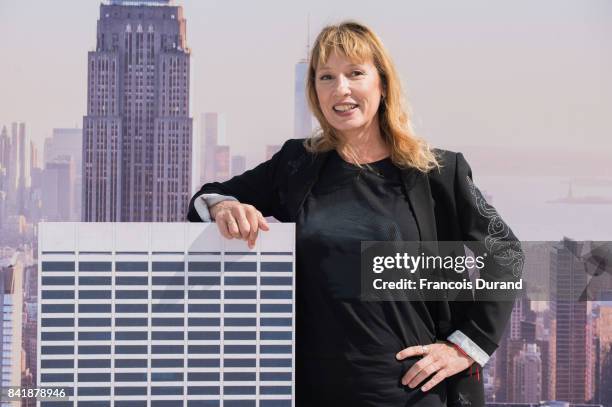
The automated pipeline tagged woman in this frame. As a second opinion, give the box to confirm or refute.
[188,21,521,407]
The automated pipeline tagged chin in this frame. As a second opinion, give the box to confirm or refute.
[334,123,365,134]
[328,118,363,129]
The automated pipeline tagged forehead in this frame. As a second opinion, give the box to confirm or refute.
[317,51,372,70]
[315,50,374,72]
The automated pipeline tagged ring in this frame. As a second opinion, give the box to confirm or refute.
[421,345,429,355]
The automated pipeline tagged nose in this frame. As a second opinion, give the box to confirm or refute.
[333,74,351,97]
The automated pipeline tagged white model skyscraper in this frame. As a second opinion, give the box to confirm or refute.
[38,223,295,407]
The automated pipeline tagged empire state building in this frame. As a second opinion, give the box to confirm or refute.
[83,0,192,222]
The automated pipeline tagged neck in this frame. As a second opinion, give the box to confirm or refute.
[336,119,389,164]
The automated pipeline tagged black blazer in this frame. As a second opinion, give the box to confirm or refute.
[187,138,522,360]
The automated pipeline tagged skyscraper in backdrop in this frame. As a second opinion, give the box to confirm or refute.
[551,240,595,403]
[44,128,83,221]
[2,123,31,218]
[83,0,192,222]
[0,254,23,407]
[0,127,9,229]
[199,112,230,184]
[231,155,246,178]
[42,157,74,222]
[293,58,314,139]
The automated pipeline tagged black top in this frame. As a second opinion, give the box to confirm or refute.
[295,150,445,406]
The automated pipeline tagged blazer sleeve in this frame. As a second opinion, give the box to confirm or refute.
[186,140,291,222]
[449,152,524,364]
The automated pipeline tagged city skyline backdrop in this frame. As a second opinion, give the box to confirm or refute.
[0,1,611,405]
[1,0,611,173]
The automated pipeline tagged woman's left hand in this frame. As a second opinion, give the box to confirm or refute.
[396,341,475,392]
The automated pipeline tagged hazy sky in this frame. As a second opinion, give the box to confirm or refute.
[0,0,610,169]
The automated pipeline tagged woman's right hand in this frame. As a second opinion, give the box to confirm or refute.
[209,200,270,249]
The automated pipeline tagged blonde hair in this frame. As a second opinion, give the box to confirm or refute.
[304,21,440,173]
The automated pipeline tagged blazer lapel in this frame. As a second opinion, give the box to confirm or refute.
[286,150,331,221]
[400,168,438,241]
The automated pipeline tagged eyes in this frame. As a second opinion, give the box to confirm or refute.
[318,70,365,81]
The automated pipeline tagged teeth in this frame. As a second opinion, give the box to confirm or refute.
[334,104,357,112]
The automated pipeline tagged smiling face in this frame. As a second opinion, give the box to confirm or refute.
[314,51,384,140]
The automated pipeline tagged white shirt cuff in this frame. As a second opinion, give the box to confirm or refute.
[447,330,490,367]
[194,193,238,222]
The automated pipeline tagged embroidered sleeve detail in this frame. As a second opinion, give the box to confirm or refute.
[466,176,524,277]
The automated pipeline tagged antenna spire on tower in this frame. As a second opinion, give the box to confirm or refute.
[306,13,311,59]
